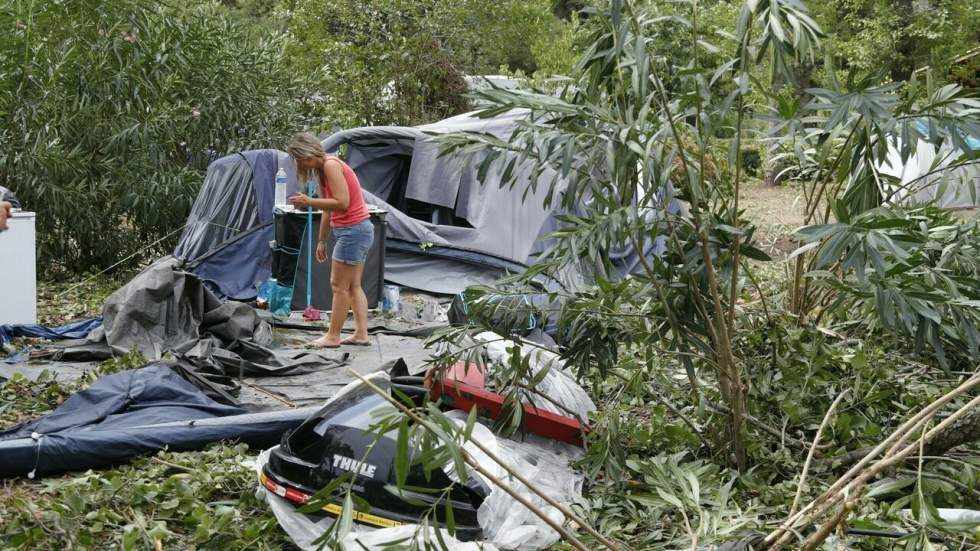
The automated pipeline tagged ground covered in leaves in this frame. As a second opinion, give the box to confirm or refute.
[3,273,299,550]
[0,350,296,550]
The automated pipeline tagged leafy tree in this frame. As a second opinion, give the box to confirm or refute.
[811,0,980,83]
[435,0,822,471]
[281,0,569,127]
[0,0,313,273]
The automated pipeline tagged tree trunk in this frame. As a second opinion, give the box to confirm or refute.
[825,405,980,468]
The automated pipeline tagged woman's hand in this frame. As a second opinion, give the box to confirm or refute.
[288,193,312,208]
[315,241,328,263]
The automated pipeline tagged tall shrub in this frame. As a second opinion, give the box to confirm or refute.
[0,0,313,274]
[281,0,564,127]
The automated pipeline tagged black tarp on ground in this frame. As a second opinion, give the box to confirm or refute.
[0,364,317,479]
[51,257,349,377]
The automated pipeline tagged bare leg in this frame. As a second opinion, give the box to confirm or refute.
[312,260,356,347]
[343,264,369,343]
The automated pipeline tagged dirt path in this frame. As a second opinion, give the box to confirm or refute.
[738,181,806,257]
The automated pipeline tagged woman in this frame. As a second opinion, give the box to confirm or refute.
[287,132,374,348]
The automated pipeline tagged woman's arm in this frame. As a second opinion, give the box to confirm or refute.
[315,209,330,263]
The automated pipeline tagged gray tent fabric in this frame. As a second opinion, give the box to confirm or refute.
[323,112,568,294]
[159,110,668,302]
[92,256,348,378]
[101,257,271,359]
[173,337,348,378]
[320,109,667,295]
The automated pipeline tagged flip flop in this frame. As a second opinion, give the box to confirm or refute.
[341,339,373,347]
[306,337,340,349]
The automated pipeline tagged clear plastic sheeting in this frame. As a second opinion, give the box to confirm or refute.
[448,410,585,550]
[256,372,586,550]
[472,332,596,423]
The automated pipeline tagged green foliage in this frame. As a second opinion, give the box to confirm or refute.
[281,0,567,128]
[809,0,980,82]
[36,272,132,325]
[0,0,313,274]
[797,206,980,367]
[0,370,75,428]
[436,0,824,471]
[0,350,146,427]
[530,12,583,79]
[0,444,287,550]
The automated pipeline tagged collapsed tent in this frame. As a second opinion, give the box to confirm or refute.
[173,149,289,301]
[169,111,671,304]
[0,365,317,478]
[321,110,672,295]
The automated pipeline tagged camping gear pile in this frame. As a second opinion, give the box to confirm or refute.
[256,341,594,550]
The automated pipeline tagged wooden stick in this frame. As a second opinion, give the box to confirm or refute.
[788,390,848,518]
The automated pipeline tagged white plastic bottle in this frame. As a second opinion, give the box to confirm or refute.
[274,168,288,208]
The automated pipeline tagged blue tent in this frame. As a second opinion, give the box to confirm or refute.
[174,150,293,300]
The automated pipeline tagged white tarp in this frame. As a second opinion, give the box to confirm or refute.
[879,135,980,209]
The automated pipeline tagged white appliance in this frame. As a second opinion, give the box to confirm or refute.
[0,211,37,325]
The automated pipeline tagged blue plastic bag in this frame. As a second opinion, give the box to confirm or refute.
[269,283,294,317]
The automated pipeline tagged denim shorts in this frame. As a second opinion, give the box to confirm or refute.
[331,219,374,265]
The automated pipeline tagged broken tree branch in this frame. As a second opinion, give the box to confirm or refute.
[823,393,980,468]
[789,390,848,519]
[765,375,980,548]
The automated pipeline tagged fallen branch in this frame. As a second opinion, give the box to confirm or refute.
[822,395,980,468]
[765,375,980,549]
[789,390,848,518]
[800,499,853,551]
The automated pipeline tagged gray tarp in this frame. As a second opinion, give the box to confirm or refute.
[83,257,348,379]
[102,257,272,358]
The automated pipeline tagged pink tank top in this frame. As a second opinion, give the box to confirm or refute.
[321,156,369,228]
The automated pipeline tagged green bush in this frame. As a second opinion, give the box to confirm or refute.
[0,0,313,274]
[282,0,566,127]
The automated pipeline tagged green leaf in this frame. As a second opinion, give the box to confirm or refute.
[867,477,916,498]
[445,496,456,535]
[395,416,410,488]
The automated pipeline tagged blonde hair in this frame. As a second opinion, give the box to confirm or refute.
[287,132,325,186]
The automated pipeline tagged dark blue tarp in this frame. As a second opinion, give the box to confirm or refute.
[174,150,281,300]
[0,317,103,348]
[0,364,314,478]
[1,318,104,364]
